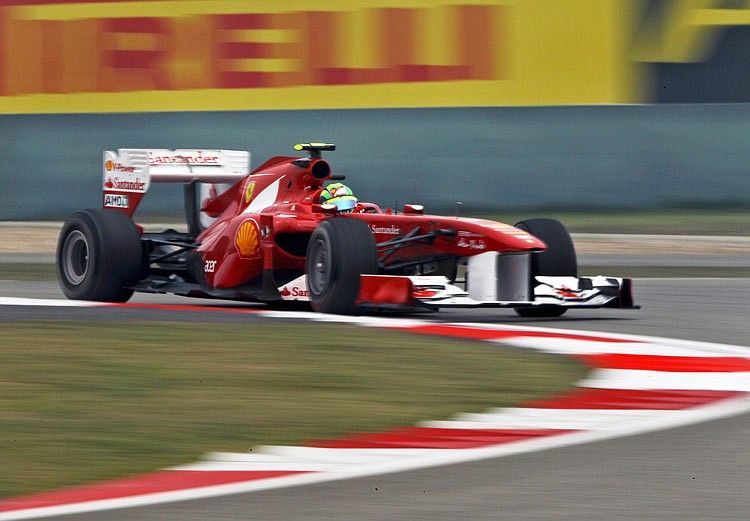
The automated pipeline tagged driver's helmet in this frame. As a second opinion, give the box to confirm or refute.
[319,182,358,213]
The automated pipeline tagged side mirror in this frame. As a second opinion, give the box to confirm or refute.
[312,203,339,215]
[403,204,424,215]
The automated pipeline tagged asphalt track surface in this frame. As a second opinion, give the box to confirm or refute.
[1,278,749,520]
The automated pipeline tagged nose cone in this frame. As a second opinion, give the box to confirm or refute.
[458,218,548,252]
[492,224,547,251]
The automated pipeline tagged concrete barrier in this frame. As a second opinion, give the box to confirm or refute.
[2,104,749,220]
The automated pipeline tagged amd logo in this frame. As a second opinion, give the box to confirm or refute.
[104,194,129,208]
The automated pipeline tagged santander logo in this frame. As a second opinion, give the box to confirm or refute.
[370,224,401,235]
[104,177,146,192]
[280,286,308,298]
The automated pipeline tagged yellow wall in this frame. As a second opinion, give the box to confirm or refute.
[0,0,640,114]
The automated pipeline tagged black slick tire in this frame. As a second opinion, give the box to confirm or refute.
[305,218,377,315]
[56,209,143,302]
[514,218,577,318]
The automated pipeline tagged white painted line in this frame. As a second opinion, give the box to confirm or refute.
[452,321,750,356]
[425,408,682,431]
[0,297,103,307]
[579,369,750,392]
[497,337,740,357]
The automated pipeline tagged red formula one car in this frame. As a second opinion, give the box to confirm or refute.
[57,143,636,316]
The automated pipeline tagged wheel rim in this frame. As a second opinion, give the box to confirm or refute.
[307,236,331,296]
[61,230,89,285]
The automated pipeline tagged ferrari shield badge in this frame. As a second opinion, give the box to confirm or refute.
[244,180,256,203]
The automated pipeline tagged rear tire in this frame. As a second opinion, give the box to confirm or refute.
[514,218,577,318]
[305,218,377,315]
[56,209,143,302]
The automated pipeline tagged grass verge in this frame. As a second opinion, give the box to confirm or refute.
[0,320,586,498]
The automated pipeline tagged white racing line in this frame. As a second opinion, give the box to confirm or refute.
[1,298,749,520]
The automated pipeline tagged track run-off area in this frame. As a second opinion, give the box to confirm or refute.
[0,278,749,521]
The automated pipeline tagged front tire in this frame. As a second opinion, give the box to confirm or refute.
[305,218,377,315]
[56,209,143,302]
[514,218,577,318]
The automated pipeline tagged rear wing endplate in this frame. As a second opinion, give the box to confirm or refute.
[102,149,250,219]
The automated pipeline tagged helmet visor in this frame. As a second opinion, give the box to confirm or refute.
[327,195,357,213]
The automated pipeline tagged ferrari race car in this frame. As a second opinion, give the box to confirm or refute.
[56,143,636,317]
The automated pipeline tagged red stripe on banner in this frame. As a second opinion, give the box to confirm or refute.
[0,470,309,513]
[314,67,398,85]
[576,353,750,372]
[393,324,636,343]
[105,50,162,69]
[526,388,745,410]
[219,71,275,88]
[104,16,165,34]
[312,65,473,85]
[308,427,575,449]
[397,64,471,82]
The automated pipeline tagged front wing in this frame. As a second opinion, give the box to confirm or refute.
[356,274,637,311]
[278,274,637,312]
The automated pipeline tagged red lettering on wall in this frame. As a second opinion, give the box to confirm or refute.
[0,8,7,95]
[41,20,65,93]
[0,4,506,97]
[99,17,172,91]
[307,7,489,85]
[459,5,499,80]
[213,12,305,89]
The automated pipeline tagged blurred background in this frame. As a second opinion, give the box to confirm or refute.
[1,0,749,219]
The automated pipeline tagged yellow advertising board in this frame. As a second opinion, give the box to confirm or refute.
[0,0,640,113]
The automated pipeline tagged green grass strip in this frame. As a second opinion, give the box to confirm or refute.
[0,320,586,497]
[476,208,750,235]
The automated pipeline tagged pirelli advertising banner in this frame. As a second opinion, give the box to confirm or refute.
[0,0,748,114]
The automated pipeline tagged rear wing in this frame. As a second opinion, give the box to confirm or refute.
[102,149,250,227]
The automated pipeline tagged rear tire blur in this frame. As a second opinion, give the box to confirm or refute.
[56,209,143,302]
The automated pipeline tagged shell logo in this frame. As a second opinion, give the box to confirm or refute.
[105,160,113,171]
[235,219,260,258]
